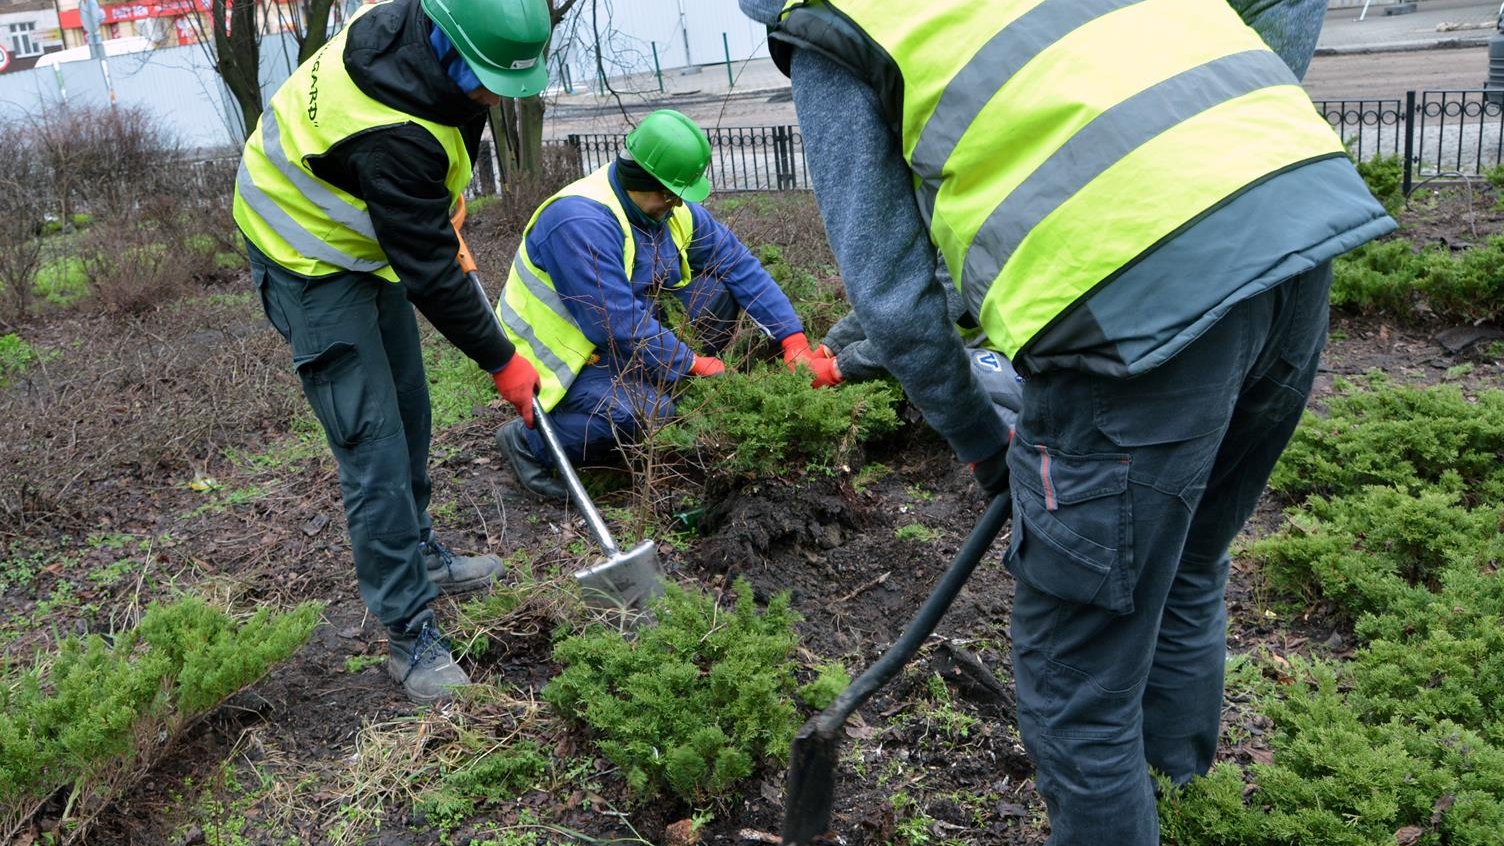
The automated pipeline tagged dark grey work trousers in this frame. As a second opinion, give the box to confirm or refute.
[1004,262,1333,845]
[250,243,438,631]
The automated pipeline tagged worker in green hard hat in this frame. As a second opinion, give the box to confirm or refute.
[232,0,553,703]
[491,108,833,499]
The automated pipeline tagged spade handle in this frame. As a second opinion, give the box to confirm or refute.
[531,396,620,557]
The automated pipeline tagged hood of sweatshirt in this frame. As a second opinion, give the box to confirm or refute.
[343,0,487,128]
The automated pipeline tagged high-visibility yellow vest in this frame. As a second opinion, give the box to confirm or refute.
[773,0,1346,358]
[498,165,696,411]
[232,1,472,283]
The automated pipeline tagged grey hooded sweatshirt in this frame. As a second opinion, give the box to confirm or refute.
[739,0,1393,465]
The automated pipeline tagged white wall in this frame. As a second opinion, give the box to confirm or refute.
[0,31,300,152]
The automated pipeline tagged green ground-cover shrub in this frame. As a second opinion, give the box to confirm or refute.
[1331,235,1504,324]
[757,244,848,341]
[1268,374,1504,504]
[416,740,550,829]
[654,362,901,477]
[0,596,321,837]
[1355,154,1403,213]
[0,334,37,388]
[1162,378,1504,843]
[544,579,800,805]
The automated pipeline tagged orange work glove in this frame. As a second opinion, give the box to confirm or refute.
[814,343,835,358]
[492,355,540,427]
[780,332,841,388]
[690,355,726,377]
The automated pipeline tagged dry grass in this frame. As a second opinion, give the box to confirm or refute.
[0,294,301,539]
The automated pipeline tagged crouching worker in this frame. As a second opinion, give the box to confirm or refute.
[492,109,833,499]
[233,0,553,702]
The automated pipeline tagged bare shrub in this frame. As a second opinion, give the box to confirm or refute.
[31,104,183,224]
[0,125,52,326]
[0,297,301,537]
[82,219,199,315]
[473,145,581,253]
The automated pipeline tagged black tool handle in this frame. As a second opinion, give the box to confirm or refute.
[815,494,1013,733]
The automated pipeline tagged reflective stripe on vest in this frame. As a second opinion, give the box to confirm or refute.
[500,165,696,411]
[776,0,1345,357]
[232,1,472,282]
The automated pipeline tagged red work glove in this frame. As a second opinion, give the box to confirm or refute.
[690,355,726,377]
[780,332,841,388]
[492,355,539,427]
[814,344,834,358]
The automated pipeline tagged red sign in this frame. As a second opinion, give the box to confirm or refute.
[0,45,10,74]
[60,0,212,29]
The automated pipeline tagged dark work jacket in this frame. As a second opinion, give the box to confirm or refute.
[303,0,513,372]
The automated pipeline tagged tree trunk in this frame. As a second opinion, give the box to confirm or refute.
[213,0,262,139]
[297,0,336,65]
[487,103,516,185]
[516,95,545,174]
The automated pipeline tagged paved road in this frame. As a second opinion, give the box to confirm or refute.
[1318,0,1497,51]
[1305,45,1489,99]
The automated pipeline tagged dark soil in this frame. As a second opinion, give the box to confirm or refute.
[7,186,1503,846]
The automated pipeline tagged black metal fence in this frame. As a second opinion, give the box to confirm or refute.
[1313,89,1504,193]
[555,125,810,192]
[526,93,1504,198]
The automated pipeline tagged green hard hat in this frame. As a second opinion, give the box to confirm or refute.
[626,110,712,203]
[422,0,551,98]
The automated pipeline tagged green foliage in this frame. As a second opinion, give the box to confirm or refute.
[0,597,320,832]
[417,741,549,826]
[756,244,847,340]
[1353,154,1403,213]
[894,523,942,543]
[1164,378,1504,843]
[33,255,88,306]
[799,663,850,710]
[425,341,493,429]
[1331,235,1504,324]
[0,333,37,387]
[655,362,901,477]
[1268,374,1504,504]
[545,579,800,804]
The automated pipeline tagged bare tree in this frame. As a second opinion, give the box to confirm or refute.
[488,0,581,180]
[182,0,344,140]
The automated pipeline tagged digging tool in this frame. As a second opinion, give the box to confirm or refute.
[781,494,1013,845]
[530,395,668,610]
[451,198,668,612]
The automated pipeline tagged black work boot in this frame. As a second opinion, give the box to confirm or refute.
[495,418,567,501]
[420,534,502,595]
[386,608,469,703]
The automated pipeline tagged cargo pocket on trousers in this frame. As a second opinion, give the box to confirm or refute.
[294,341,373,450]
[1004,435,1135,615]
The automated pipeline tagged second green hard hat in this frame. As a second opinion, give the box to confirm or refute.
[422,0,551,98]
[626,110,712,203]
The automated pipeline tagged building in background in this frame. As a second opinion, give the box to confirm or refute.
[0,0,62,73]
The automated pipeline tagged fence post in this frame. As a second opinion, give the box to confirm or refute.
[723,33,734,88]
[652,42,664,92]
[773,126,793,190]
[567,134,584,179]
[1403,90,1415,195]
